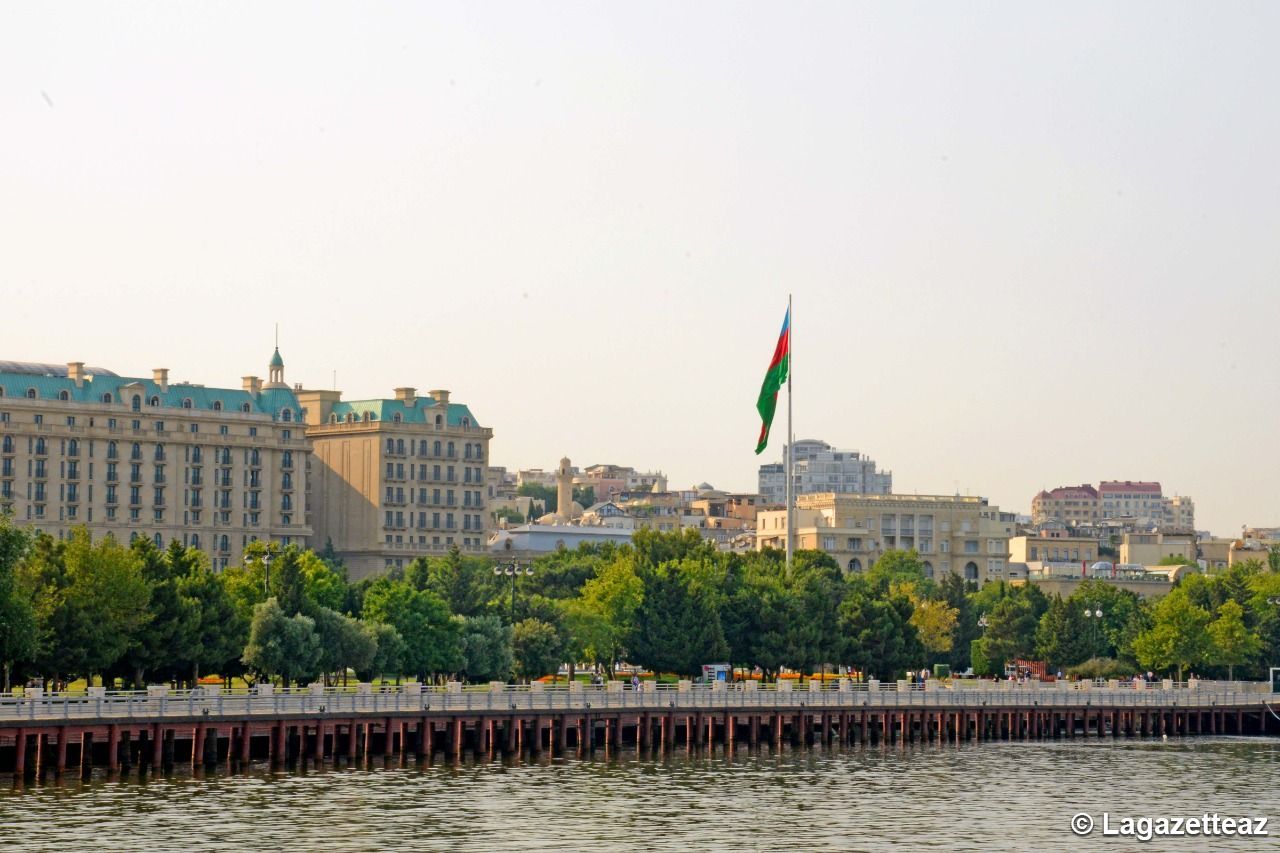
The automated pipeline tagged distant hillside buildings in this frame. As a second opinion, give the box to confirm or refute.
[1032,480,1194,531]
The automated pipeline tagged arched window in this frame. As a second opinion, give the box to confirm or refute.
[282,494,292,511]
[131,442,142,460]
[329,414,338,424]
[447,441,455,458]
[68,439,79,457]
[282,450,293,469]
[1,436,12,453]
[964,562,979,581]
[461,417,470,429]
[153,533,163,547]
[393,412,402,423]
[34,438,46,455]
[923,561,935,579]
[132,395,142,411]
[282,472,292,490]
[386,438,395,453]
[58,390,70,401]
[419,440,429,455]
[182,398,193,409]
[345,413,355,423]
[190,533,200,549]
[241,403,251,414]
[465,443,472,459]
[148,396,160,407]
[250,449,260,467]
[107,441,118,459]
[219,535,229,552]
[848,558,862,573]
[192,447,202,464]
[396,439,405,455]
[102,393,113,404]
[362,412,371,422]
[212,400,222,411]
[281,409,292,422]
[433,440,441,456]
[282,514,291,527]
[26,388,37,399]
[434,414,443,427]
[154,444,165,461]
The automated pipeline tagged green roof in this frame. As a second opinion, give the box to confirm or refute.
[329,397,482,428]
[269,348,284,369]
[0,370,301,420]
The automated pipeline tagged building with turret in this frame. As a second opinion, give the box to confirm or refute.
[0,352,311,570]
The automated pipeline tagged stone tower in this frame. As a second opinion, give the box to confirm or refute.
[556,457,573,523]
[265,346,287,389]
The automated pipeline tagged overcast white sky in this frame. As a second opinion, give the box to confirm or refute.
[3,3,1278,535]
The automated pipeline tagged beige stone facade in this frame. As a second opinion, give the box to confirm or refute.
[298,386,492,580]
[1030,484,1099,526]
[1119,531,1196,565]
[756,493,1016,584]
[0,357,310,570]
[1009,534,1100,565]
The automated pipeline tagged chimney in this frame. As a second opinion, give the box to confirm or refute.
[242,375,262,394]
[429,389,450,404]
[67,362,85,389]
[153,368,169,392]
[394,387,417,406]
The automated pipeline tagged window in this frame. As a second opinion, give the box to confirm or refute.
[132,395,142,411]
[242,403,251,413]
[282,450,293,469]
[148,396,160,407]
[2,435,13,454]
[58,390,70,401]
[212,400,222,411]
[281,409,292,422]
[182,398,193,409]
[393,412,402,423]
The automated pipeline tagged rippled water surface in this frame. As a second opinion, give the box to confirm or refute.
[2,738,1278,851]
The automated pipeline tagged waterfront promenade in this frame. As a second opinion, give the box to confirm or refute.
[3,679,1276,777]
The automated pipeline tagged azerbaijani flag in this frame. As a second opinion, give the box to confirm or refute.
[754,306,790,454]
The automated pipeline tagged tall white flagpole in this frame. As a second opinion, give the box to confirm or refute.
[786,293,793,571]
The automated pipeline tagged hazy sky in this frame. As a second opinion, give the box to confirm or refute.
[3,3,1278,535]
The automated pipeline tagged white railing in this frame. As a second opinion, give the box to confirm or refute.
[0,680,1272,723]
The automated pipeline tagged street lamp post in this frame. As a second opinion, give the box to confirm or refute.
[262,548,275,597]
[494,560,534,622]
[1082,606,1104,663]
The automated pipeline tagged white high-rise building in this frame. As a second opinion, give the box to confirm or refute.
[758,439,892,505]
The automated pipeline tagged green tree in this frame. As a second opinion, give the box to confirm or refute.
[364,621,406,682]
[517,483,557,514]
[1133,590,1213,681]
[300,550,349,613]
[572,486,596,509]
[1207,600,1260,680]
[177,563,245,683]
[981,595,1039,671]
[362,578,461,680]
[839,578,922,680]
[123,538,201,687]
[312,607,376,684]
[0,517,35,691]
[910,599,958,658]
[512,618,563,683]
[494,507,525,525]
[241,597,322,686]
[459,614,514,682]
[629,556,727,677]
[567,556,642,678]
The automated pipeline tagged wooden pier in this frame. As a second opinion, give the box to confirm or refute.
[2,681,1275,778]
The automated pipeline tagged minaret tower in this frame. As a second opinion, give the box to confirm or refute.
[555,457,573,523]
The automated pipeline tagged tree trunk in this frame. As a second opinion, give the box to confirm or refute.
[1228,664,1234,681]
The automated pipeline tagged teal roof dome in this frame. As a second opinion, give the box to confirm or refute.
[269,348,284,369]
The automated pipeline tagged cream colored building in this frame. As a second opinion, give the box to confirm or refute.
[756,493,1016,583]
[0,355,310,570]
[1009,534,1100,565]
[299,385,491,579]
[1119,531,1196,565]
[1030,484,1099,526]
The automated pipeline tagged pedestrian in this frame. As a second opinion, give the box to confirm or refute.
[631,674,641,692]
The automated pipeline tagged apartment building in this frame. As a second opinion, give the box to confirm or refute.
[758,439,891,506]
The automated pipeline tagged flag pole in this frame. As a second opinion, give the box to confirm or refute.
[786,293,793,571]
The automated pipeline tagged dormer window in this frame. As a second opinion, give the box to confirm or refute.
[281,409,293,422]
[102,393,113,404]
[212,400,222,411]
[241,403,252,414]
[58,390,70,401]
[182,398,193,409]
[393,413,402,423]
[329,414,338,424]
[26,388,37,399]
[148,396,160,407]
[132,395,141,411]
